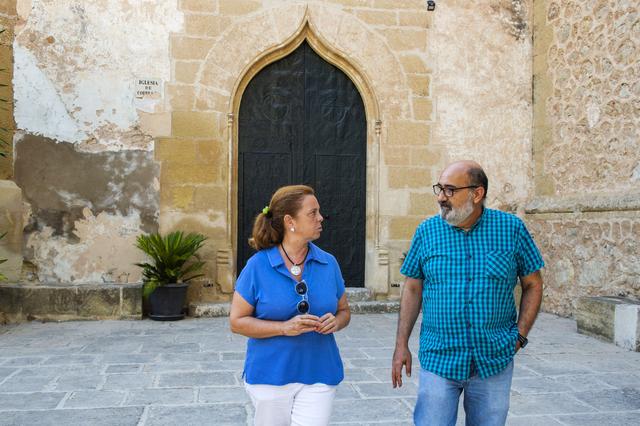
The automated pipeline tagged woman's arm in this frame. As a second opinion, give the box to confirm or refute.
[317,293,351,334]
[229,291,321,338]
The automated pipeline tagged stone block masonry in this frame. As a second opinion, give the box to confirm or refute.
[0,283,143,323]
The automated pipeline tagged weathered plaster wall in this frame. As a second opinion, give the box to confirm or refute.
[14,0,183,149]
[428,0,532,211]
[531,1,640,316]
[385,0,533,288]
[14,133,160,283]
[12,0,178,283]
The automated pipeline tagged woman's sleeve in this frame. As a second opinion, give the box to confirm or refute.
[333,256,346,300]
[235,259,257,307]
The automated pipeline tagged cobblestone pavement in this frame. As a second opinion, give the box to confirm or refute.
[0,313,639,425]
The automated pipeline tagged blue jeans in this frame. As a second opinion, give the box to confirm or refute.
[414,361,513,426]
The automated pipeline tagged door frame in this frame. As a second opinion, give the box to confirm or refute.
[228,19,382,286]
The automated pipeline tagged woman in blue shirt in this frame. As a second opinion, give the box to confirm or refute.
[230,185,351,426]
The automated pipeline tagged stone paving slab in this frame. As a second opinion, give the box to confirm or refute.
[0,313,639,425]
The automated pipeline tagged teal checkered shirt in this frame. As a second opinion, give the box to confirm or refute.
[401,208,544,380]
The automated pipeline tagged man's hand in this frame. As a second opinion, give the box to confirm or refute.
[392,277,422,389]
[391,345,412,388]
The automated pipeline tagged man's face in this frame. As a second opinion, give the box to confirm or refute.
[436,167,480,226]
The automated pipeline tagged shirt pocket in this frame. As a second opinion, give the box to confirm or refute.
[485,250,516,283]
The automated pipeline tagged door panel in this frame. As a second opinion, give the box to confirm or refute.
[238,41,366,287]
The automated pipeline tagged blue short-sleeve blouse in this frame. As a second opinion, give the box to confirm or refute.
[235,242,345,385]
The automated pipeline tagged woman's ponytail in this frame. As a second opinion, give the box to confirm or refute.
[247,185,314,250]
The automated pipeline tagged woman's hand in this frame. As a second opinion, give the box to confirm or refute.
[316,313,338,334]
[281,314,320,336]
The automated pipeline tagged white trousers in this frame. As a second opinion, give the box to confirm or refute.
[244,382,337,426]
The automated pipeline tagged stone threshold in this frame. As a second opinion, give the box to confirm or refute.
[189,300,400,318]
[190,288,400,318]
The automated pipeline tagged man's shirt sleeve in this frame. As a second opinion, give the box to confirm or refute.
[515,221,545,277]
[400,225,425,280]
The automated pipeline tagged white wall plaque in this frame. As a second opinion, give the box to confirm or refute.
[134,78,163,113]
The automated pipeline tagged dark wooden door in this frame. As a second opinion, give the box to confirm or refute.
[238,41,366,287]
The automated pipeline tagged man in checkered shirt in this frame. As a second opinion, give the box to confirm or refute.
[391,161,544,426]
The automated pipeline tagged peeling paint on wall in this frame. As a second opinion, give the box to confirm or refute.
[25,208,147,283]
[13,44,88,143]
[14,132,160,283]
[491,0,529,41]
[13,0,183,150]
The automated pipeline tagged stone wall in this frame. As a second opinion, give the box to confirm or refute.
[0,0,16,178]
[0,1,21,284]
[388,0,533,289]
[526,213,640,316]
[9,1,534,304]
[12,0,178,284]
[531,1,640,316]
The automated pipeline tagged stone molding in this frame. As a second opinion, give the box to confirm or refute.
[526,193,640,214]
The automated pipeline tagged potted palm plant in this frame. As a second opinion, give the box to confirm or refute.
[135,231,207,321]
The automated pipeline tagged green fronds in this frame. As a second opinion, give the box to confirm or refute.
[134,231,207,286]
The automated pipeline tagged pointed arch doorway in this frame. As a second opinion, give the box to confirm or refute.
[237,41,366,287]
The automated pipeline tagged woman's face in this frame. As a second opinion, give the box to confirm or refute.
[290,195,324,241]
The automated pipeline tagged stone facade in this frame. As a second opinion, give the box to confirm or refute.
[531,1,640,316]
[1,0,635,318]
[0,0,15,180]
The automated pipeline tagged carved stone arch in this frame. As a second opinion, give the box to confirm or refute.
[230,20,380,130]
[199,4,408,294]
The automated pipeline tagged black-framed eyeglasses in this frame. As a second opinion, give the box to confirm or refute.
[295,280,310,314]
[432,183,479,198]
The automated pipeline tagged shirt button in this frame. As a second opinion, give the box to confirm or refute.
[468,278,472,282]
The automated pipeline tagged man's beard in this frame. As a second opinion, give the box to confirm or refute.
[439,193,475,226]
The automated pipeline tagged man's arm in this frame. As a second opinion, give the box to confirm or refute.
[516,270,543,351]
[391,277,423,388]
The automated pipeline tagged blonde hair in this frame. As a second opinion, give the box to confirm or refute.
[248,185,315,250]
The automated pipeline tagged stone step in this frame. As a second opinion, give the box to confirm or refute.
[576,296,640,352]
[189,302,230,318]
[189,299,399,318]
[349,300,399,314]
[345,287,374,302]
[0,282,143,323]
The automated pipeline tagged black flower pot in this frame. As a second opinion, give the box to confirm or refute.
[148,283,189,321]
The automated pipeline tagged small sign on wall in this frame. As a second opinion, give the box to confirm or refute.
[134,78,163,113]
[135,78,162,98]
